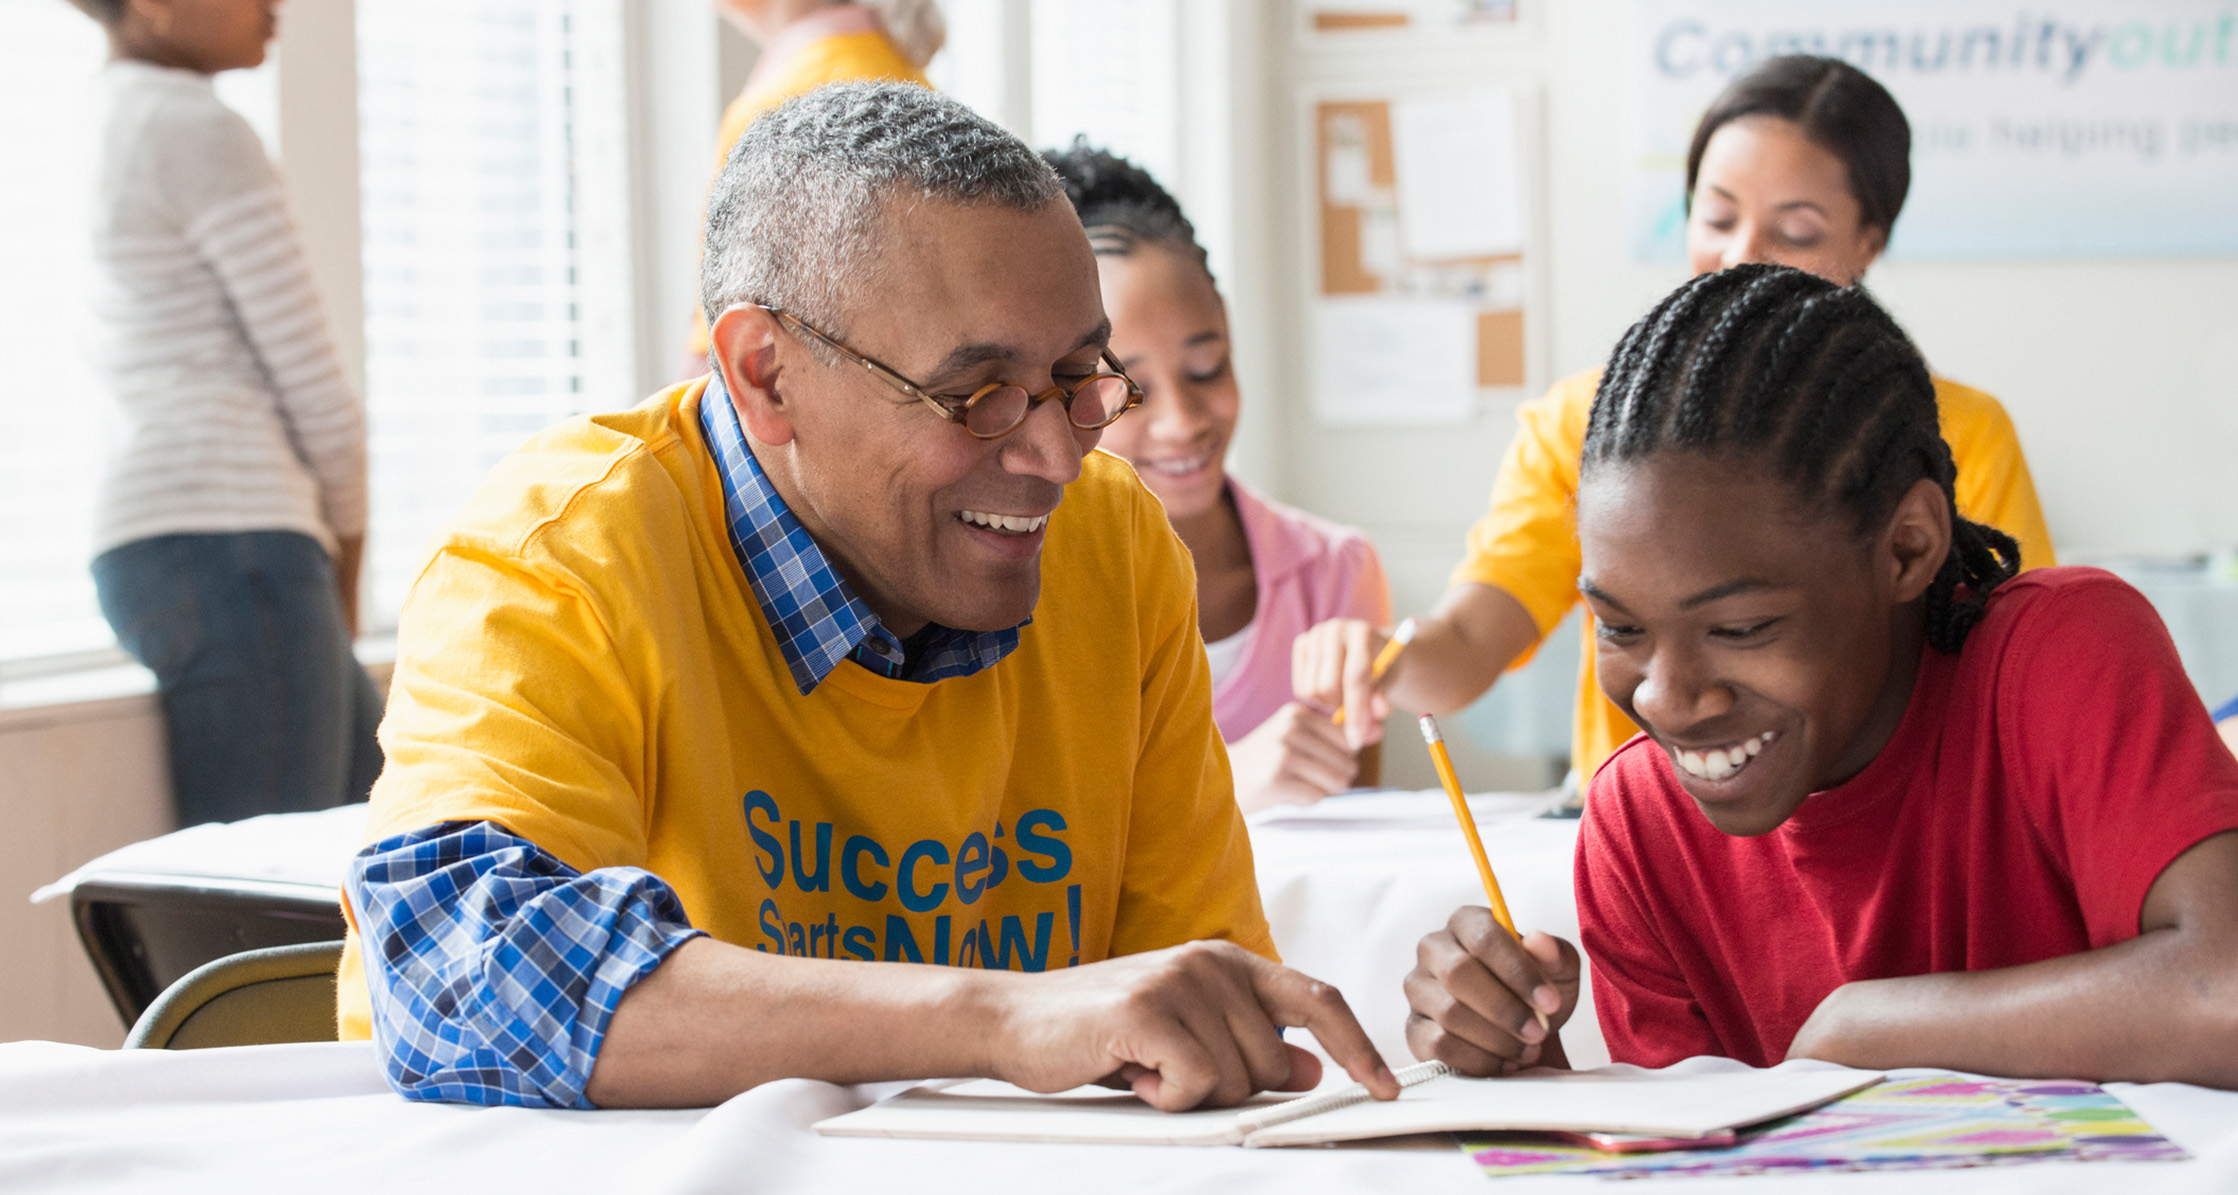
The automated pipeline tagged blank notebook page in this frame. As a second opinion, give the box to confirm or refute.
[1241,1065,1882,1147]
[817,1082,1288,1146]
[814,1064,1882,1148]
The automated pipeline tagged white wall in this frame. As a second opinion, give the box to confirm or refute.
[272,0,366,398]
[0,698,173,1047]
[1266,0,2238,561]
[1271,0,2238,568]
[1525,0,2238,562]
[1869,260,2238,560]
[1243,0,2238,782]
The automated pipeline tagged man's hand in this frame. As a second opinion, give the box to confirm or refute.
[588,936,1399,1110]
[1229,702,1360,812]
[989,940,1400,1111]
[1404,906,1580,1076]
[1292,619,1394,750]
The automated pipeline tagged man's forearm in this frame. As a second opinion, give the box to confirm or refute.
[1788,927,2238,1086]
[585,937,1011,1107]
[591,936,1402,1112]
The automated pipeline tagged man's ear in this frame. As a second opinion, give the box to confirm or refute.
[1883,477,1951,603]
[709,305,796,447]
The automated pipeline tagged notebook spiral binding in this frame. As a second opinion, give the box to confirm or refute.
[1232,1060,1452,1139]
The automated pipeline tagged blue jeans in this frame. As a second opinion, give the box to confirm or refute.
[92,531,385,827]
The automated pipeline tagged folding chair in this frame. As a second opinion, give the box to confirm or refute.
[124,940,344,1050]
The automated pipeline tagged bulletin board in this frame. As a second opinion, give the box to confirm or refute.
[1305,85,1543,426]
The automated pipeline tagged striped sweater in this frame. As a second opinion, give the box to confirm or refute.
[88,60,366,557]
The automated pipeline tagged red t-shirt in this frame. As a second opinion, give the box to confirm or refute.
[1576,567,2238,1068]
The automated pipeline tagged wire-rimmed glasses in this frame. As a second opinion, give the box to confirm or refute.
[759,305,1144,440]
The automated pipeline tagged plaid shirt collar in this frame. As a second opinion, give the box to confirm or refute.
[697,375,1023,695]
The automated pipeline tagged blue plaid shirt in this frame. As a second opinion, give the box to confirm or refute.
[697,372,1021,691]
[349,380,1025,1107]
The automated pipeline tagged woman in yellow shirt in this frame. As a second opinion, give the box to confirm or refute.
[684,0,942,366]
[1297,55,2054,786]
[706,0,941,171]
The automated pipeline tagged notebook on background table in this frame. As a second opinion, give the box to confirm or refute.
[812,1060,1883,1149]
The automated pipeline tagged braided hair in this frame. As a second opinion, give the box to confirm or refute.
[1582,264,2018,653]
[1041,139,1212,279]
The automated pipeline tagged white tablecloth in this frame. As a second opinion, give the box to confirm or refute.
[1,1039,2232,1194]
[11,791,2236,1192]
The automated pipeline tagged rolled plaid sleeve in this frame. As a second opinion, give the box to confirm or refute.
[346,821,705,1108]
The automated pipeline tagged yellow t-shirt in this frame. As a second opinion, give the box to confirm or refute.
[1451,367,2057,785]
[686,31,931,359]
[337,380,1273,1040]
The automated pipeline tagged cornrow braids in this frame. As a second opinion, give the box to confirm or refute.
[1582,263,2019,653]
[1040,138,1213,280]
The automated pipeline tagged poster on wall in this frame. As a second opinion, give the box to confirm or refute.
[1309,88,1534,426]
[1629,1,2238,260]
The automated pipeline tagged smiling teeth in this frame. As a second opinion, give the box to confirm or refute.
[1145,452,1213,477]
[1675,731,1777,781]
[960,509,1048,535]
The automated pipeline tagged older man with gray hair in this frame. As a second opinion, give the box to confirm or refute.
[336,82,1397,1112]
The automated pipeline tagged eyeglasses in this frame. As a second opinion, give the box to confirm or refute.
[758,305,1144,440]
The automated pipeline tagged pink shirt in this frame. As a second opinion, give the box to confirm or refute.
[1213,478,1392,742]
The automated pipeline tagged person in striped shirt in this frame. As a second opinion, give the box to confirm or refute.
[68,0,381,826]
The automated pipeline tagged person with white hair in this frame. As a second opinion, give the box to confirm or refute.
[336,82,1399,1115]
[682,0,947,367]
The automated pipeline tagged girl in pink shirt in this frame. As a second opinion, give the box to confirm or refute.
[1044,143,1391,811]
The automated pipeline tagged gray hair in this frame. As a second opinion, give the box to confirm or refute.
[700,82,1063,356]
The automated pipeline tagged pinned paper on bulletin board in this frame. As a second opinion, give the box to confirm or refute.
[1304,0,1518,36]
[1311,86,1534,427]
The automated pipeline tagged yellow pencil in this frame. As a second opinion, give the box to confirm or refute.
[1419,713,1548,1034]
[1332,617,1416,727]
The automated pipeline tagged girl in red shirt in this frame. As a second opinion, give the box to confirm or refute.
[1404,263,2238,1087]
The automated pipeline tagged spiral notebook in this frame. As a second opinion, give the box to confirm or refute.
[812,1061,1883,1149]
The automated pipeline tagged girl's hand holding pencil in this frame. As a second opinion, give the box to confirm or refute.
[1323,617,1585,1078]
[1403,906,1582,1077]
[1404,708,1582,1076]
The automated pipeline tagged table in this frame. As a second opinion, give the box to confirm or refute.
[1,1038,2232,1194]
[10,792,2235,1192]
